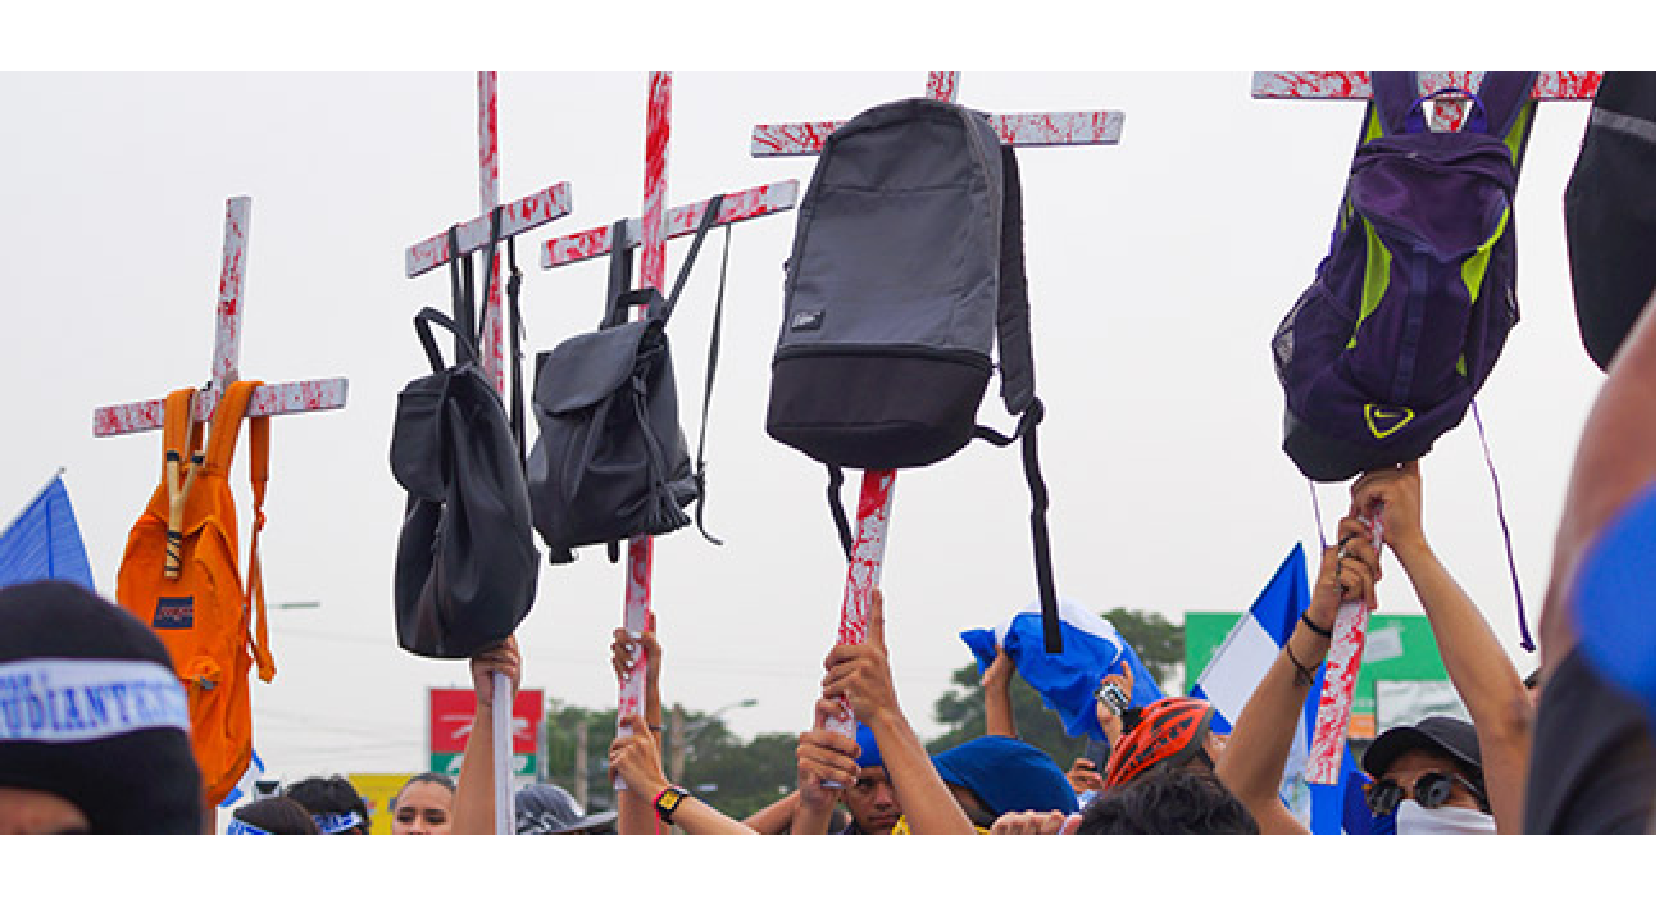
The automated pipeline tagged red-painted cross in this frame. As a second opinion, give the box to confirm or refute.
[538,73,800,785]
[403,72,575,394]
[751,71,1126,744]
[93,197,350,437]
[402,72,577,834]
[1256,70,1602,784]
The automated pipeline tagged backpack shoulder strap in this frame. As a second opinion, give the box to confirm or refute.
[994,145,1036,418]
[1474,71,1542,169]
[159,387,203,492]
[245,391,276,682]
[984,143,1062,653]
[1369,71,1423,135]
[1472,71,1541,140]
[204,380,259,474]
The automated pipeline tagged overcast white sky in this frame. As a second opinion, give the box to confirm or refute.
[0,67,1614,786]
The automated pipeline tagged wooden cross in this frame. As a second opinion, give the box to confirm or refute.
[538,72,799,789]
[1255,70,1602,784]
[94,196,349,437]
[751,71,1126,745]
[401,71,576,834]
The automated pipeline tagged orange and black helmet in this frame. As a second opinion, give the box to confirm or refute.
[1100,697,1218,789]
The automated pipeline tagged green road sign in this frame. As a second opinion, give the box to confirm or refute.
[431,751,537,778]
[1184,612,1454,740]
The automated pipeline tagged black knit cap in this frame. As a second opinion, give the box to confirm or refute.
[0,580,203,833]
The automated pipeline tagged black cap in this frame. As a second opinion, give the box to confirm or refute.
[513,783,616,835]
[1363,715,1483,781]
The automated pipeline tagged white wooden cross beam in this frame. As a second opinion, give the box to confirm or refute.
[404,72,575,394]
[751,71,1126,746]
[538,73,799,799]
[402,71,577,834]
[93,196,349,437]
[1255,70,1602,785]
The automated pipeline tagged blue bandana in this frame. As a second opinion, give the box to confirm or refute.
[312,810,364,834]
[226,818,272,835]
[932,736,1078,816]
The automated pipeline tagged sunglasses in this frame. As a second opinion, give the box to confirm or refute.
[1364,771,1487,817]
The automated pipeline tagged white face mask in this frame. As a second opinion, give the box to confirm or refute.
[1394,800,1496,835]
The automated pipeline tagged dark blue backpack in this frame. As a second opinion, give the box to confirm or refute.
[1272,71,1539,482]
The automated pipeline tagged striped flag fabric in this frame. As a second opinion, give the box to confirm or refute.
[0,472,96,593]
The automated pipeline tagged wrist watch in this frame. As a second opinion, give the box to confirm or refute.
[653,785,691,825]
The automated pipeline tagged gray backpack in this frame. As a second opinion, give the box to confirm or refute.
[764,97,1062,652]
[526,196,727,563]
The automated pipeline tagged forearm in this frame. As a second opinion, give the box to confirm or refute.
[983,677,1016,738]
[451,708,496,835]
[742,790,800,834]
[790,791,838,835]
[616,751,665,836]
[1215,622,1327,836]
[626,773,757,836]
[1393,539,1530,831]
[866,709,975,835]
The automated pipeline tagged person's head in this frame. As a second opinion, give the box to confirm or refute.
[1362,716,1493,835]
[0,580,203,834]
[930,736,1078,829]
[391,772,455,835]
[514,783,616,835]
[1100,697,1222,790]
[284,775,370,835]
[1076,768,1259,835]
[228,796,322,835]
[842,723,901,833]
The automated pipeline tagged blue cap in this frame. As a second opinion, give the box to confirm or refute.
[931,736,1078,816]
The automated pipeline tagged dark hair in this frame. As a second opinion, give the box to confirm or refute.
[232,797,322,835]
[284,775,370,833]
[393,771,456,808]
[1076,769,1259,835]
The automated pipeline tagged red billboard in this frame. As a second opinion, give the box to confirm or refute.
[428,687,543,755]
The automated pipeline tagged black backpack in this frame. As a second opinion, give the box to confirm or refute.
[764,97,1062,652]
[390,218,540,658]
[1565,71,1655,371]
[526,195,729,562]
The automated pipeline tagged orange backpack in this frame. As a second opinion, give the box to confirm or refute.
[116,382,276,806]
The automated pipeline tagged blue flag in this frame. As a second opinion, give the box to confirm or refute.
[0,473,96,593]
[1191,544,1387,835]
[961,597,1164,742]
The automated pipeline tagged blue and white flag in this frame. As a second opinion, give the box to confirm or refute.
[1191,544,1386,834]
[0,472,96,593]
[961,597,1164,742]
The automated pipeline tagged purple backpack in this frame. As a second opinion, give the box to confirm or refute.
[1272,71,1539,482]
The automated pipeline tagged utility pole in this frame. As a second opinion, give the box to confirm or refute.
[573,716,589,810]
[668,703,688,786]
